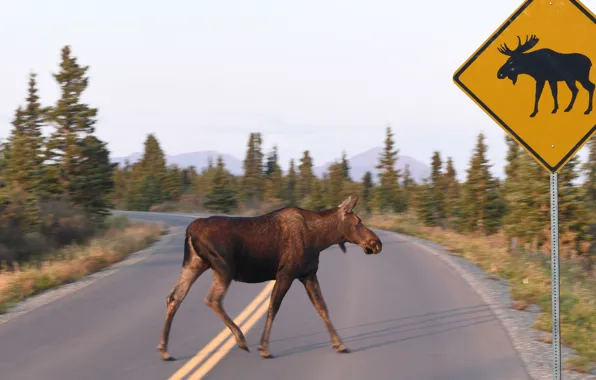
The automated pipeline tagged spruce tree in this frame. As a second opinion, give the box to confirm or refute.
[5,73,47,198]
[68,135,115,220]
[461,133,503,234]
[265,145,279,177]
[584,136,596,215]
[443,157,461,226]
[341,151,351,182]
[362,171,374,214]
[375,125,401,212]
[503,153,549,247]
[163,165,184,201]
[297,150,314,202]
[204,156,238,213]
[242,133,264,208]
[285,159,297,205]
[558,156,590,252]
[430,151,446,223]
[46,46,98,199]
[138,134,167,180]
[328,161,345,207]
[305,178,326,210]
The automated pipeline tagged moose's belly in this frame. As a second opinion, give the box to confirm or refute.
[232,257,280,283]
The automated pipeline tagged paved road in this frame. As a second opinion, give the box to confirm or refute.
[0,210,531,380]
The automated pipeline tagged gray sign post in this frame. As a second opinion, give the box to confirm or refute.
[550,173,561,380]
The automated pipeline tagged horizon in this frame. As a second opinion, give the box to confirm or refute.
[1,0,594,181]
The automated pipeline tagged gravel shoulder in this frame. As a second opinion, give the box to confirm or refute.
[388,230,596,380]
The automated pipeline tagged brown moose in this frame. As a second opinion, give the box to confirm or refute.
[157,195,382,360]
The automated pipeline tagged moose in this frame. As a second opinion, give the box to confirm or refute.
[496,35,594,117]
[157,195,382,360]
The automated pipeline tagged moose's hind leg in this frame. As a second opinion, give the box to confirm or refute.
[158,256,209,361]
[258,275,294,358]
[579,78,594,114]
[564,79,579,113]
[204,271,250,352]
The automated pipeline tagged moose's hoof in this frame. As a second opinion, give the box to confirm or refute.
[258,345,275,358]
[529,112,537,118]
[585,109,592,115]
[335,344,351,354]
[160,351,174,361]
[551,109,558,114]
[237,342,250,352]
[564,107,572,113]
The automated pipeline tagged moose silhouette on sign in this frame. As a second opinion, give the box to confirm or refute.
[496,35,594,118]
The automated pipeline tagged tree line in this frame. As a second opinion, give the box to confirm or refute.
[112,125,596,264]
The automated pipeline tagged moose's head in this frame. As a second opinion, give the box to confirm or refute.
[336,196,382,255]
[496,35,540,84]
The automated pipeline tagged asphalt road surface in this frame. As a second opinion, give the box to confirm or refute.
[0,210,531,380]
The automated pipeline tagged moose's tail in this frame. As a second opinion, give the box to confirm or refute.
[182,234,192,267]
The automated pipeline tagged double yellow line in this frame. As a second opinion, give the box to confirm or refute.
[168,281,275,380]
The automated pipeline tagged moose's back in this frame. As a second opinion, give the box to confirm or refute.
[186,208,308,283]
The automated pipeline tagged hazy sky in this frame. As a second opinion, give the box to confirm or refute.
[1,0,594,180]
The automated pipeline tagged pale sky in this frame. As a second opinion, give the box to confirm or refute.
[1,0,594,180]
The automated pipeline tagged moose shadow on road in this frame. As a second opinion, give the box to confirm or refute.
[269,304,503,358]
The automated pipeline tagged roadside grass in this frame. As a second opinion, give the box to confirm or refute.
[365,212,596,374]
[0,216,166,315]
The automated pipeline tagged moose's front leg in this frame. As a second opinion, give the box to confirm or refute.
[300,273,349,353]
[531,80,545,118]
[258,274,294,358]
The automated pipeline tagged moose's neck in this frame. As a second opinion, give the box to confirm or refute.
[308,209,345,252]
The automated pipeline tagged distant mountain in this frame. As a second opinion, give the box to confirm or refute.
[111,151,245,175]
[111,147,430,183]
[313,147,430,184]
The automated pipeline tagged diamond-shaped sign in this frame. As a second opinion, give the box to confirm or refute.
[453,0,596,173]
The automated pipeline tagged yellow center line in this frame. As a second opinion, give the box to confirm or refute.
[168,281,275,380]
[188,298,272,380]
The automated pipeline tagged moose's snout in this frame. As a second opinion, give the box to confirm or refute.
[363,237,382,255]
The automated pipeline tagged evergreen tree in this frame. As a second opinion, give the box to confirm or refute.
[416,179,436,226]
[584,136,596,215]
[375,125,402,212]
[204,156,238,213]
[558,156,590,252]
[163,165,184,201]
[138,134,167,180]
[443,157,461,226]
[264,155,283,201]
[460,133,503,234]
[503,153,549,247]
[430,151,446,223]
[362,171,374,214]
[265,145,279,177]
[328,161,345,207]
[68,135,115,220]
[341,151,351,182]
[5,73,47,198]
[46,46,98,198]
[297,150,314,202]
[304,178,326,211]
[242,133,264,208]
[285,159,297,205]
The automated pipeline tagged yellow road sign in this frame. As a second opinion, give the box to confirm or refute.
[453,0,596,173]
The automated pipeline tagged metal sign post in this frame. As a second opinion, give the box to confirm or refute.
[452,1,596,379]
[550,173,561,380]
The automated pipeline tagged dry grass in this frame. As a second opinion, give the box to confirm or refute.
[0,217,165,314]
[365,212,596,372]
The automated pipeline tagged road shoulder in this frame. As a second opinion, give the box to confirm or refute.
[387,230,596,380]
[0,224,185,325]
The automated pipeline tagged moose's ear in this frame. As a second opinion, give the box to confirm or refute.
[338,195,358,214]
